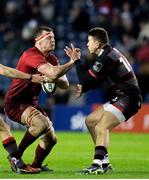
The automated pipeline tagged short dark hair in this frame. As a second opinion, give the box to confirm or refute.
[89,27,109,44]
[34,26,53,39]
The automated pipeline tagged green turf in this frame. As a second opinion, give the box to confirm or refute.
[0,131,149,178]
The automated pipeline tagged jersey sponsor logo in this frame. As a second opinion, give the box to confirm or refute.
[93,62,103,72]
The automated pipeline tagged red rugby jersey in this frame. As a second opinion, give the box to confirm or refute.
[5,47,58,103]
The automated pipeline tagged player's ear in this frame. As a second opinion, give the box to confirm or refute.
[95,41,100,49]
[39,41,42,46]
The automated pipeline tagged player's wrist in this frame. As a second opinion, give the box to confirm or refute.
[70,58,79,63]
[70,59,75,63]
[29,74,33,81]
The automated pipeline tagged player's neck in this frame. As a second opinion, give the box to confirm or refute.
[35,45,50,57]
[96,48,103,56]
[95,44,107,55]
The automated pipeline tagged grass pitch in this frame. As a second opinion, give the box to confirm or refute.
[0,131,149,178]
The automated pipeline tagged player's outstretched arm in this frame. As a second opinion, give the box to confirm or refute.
[0,64,44,83]
[0,64,31,79]
[64,43,81,61]
[38,44,81,80]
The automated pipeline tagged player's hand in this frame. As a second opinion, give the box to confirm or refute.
[64,43,81,62]
[41,75,54,83]
[75,84,83,98]
[31,74,52,83]
[31,74,43,83]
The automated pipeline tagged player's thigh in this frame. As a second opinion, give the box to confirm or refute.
[0,117,9,131]
[21,106,52,128]
[0,117,12,139]
[96,111,120,131]
[86,106,104,127]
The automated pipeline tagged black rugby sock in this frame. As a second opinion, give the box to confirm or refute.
[94,146,108,160]
[2,137,20,159]
[3,137,26,168]
[18,131,37,157]
[32,144,52,168]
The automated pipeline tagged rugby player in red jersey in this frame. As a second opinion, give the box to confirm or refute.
[4,26,79,172]
[0,64,45,174]
[65,27,142,174]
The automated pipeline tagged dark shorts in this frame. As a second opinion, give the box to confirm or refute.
[109,93,142,120]
[4,100,47,124]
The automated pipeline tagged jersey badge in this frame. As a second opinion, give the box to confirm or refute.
[93,62,103,72]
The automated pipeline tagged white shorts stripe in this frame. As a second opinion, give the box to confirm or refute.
[103,103,126,122]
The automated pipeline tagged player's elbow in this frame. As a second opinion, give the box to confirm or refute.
[58,80,69,89]
[61,81,69,89]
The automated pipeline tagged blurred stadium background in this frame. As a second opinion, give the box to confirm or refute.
[0,0,149,132]
[0,0,149,178]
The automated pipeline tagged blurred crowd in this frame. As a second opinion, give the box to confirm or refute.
[0,0,149,111]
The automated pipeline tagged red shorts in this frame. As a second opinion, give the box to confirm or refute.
[4,100,47,124]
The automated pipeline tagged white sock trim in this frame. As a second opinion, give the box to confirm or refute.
[102,154,109,164]
[92,159,102,165]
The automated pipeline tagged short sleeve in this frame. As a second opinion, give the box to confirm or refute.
[47,53,59,66]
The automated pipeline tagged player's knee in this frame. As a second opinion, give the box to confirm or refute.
[37,119,50,134]
[96,123,109,134]
[85,116,94,128]
[52,136,57,146]
[38,121,48,133]
[47,131,57,146]
[30,116,51,136]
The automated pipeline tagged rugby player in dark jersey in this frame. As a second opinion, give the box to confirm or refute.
[64,27,142,174]
[0,64,44,174]
[4,26,79,173]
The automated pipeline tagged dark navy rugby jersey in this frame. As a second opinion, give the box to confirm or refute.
[75,44,141,95]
